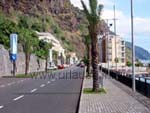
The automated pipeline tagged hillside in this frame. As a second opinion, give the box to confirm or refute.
[0,0,87,57]
[125,41,150,61]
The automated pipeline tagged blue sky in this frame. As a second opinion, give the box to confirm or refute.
[71,0,150,53]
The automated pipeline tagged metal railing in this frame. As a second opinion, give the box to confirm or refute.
[102,68,150,98]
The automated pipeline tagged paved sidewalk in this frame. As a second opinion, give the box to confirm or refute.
[79,78,150,113]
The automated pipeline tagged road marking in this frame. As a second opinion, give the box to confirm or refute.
[0,85,5,88]
[20,80,24,82]
[40,84,45,87]
[13,95,24,101]
[51,79,55,82]
[7,83,12,86]
[47,81,51,84]
[0,106,4,109]
[30,88,37,93]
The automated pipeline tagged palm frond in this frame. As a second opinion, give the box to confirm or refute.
[89,0,97,15]
[81,0,90,20]
[85,35,91,45]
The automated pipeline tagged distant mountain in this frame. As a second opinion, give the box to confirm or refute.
[125,41,150,60]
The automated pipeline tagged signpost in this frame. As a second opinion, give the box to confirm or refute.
[10,33,18,76]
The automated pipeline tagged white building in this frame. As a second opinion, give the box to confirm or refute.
[36,32,66,66]
[98,32,126,69]
[66,52,78,65]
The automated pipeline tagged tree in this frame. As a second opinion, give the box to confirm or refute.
[126,61,132,67]
[19,28,38,75]
[81,0,103,92]
[39,40,52,72]
[135,60,143,67]
[0,16,18,49]
[83,35,91,77]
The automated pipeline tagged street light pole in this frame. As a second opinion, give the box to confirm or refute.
[131,0,136,92]
[113,4,117,71]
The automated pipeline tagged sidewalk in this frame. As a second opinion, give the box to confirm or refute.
[79,78,150,113]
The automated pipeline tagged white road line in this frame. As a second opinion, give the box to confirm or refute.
[47,81,51,84]
[0,85,5,88]
[0,106,4,109]
[13,95,24,101]
[40,84,45,87]
[51,79,55,82]
[7,83,11,86]
[30,88,37,93]
[20,80,24,82]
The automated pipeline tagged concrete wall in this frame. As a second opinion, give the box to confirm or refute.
[0,45,45,77]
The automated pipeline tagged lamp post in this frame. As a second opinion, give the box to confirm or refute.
[130,0,136,92]
[113,4,118,71]
[105,20,112,77]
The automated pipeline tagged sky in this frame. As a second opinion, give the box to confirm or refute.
[70,0,150,53]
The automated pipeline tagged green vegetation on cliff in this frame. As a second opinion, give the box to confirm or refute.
[0,0,86,57]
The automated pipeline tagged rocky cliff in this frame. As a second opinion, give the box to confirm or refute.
[0,0,86,57]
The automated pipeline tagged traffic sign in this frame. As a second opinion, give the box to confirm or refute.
[10,53,17,61]
[10,33,18,61]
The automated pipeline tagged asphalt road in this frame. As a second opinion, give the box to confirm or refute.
[0,66,84,113]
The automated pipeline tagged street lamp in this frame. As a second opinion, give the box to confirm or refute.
[130,0,136,92]
[105,20,112,77]
[113,3,118,71]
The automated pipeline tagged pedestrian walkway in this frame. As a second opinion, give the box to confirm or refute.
[79,78,150,113]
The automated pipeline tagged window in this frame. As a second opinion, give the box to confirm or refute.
[121,41,125,45]
[121,47,125,51]
[122,53,125,57]
[121,58,125,63]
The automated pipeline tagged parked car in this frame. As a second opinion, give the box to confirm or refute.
[63,64,70,68]
[48,62,57,70]
[57,65,65,69]
[76,62,85,68]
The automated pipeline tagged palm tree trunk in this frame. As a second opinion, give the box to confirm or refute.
[25,53,30,75]
[87,44,91,77]
[90,26,99,92]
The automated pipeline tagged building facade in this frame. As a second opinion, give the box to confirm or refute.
[98,32,126,69]
[36,31,66,66]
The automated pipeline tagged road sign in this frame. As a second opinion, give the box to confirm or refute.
[10,53,17,61]
[10,33,18,61]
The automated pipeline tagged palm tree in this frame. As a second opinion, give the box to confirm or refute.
[84,35,91,77]
[19,28,38,75]
[39,40,52,72]
[81,0,103,92]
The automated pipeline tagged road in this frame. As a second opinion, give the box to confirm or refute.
[0,66,84,113]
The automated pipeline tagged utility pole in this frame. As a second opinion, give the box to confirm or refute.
[113,4,118,71]
[105,19,112,77]
[131,0,136,92]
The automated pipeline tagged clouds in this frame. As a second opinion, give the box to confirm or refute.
[70,0,150,37]
[102,9,150,37]
[70,0,150,51]
[70,0,113,9]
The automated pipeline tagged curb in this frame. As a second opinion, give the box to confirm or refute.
[77,67,86,113]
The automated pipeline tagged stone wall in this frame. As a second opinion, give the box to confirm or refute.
[0,45,45,77]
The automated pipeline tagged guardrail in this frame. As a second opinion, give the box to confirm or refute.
[101,68,150,98]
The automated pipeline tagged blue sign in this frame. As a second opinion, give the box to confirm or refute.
[10,33,18,61]
[10,53,17,61]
